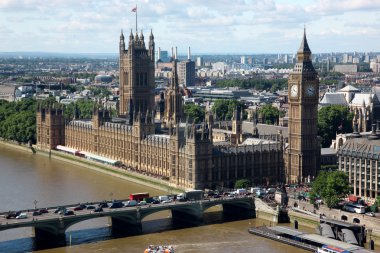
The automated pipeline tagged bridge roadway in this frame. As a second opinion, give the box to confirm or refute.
[0,196,255,246]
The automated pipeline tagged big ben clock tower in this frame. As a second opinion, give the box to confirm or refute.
[285,29,320,184]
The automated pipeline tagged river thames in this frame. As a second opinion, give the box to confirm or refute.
[0,144,308,253]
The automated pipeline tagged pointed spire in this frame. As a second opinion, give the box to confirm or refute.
[120,29,124,40]
[297,27,311,54]
[149,29,154,40]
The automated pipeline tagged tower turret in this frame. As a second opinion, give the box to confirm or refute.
[120,29,125,53]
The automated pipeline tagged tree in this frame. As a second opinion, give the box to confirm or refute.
[64,99,95,120]
[235,179,251,189]
[310,171,350,208]
[318,105,353,147]
[257,104,282,125]
[183,104,205,123]
[212,99,246,121]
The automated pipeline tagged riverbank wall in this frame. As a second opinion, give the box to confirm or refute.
[0,140,182,194]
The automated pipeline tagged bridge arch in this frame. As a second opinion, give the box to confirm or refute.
[353,218,360,224]
[341,215,348,221]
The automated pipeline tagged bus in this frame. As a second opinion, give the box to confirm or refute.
[342,203,366,214]
[130,192,149,202]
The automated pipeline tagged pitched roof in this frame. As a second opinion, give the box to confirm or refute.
[320,92,347,106]
[338,84,360,92]
[350,93,373,106]
[297,28,311,54]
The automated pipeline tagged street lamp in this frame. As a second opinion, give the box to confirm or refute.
[33,200,38,210]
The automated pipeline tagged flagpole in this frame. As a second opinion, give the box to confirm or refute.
[135,4,137,33]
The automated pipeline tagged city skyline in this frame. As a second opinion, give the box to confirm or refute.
[0,0,379,54]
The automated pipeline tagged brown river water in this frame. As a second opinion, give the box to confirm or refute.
[0,144,308,253]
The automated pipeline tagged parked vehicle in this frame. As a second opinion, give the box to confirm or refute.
[98,202,109,208]
[6,211,21,219]
[159,195,169,202]
[235,188,247,195]
[125,200,137,207]
[39,208,49,214]
[343,203,366,214]
[184,190,204,201]
[130,192,149,202]
[73,204,87,211]
[110,201,123,209]
[64,210,75,216]
[16,213,28,219]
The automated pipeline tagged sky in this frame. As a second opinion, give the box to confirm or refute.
[0,0,380,54]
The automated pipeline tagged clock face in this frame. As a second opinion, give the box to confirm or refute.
[290,85,298,97]
[306,85,315,96]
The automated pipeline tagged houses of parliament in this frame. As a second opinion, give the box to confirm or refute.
[36,28,319,190]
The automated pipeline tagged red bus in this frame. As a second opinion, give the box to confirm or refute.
[130,192,149,201]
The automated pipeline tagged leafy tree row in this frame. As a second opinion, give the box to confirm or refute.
[0,98,37,144]
[211,99,246,121]
[310,171,350,208]
[183,104,205,123]
[317,105,353,147]
[215,78,288,92]
[257,104,285,125]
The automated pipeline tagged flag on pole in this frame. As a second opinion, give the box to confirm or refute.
[131,7,137,12]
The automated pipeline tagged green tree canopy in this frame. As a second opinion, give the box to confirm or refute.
[0,98,37,144]
[317,105,353,147]
[64,99,95,120]
[310,171,350,208]
[183,104,205,123]
[211,99,246,121]
[235,179,251,189]
[257,104,283,125]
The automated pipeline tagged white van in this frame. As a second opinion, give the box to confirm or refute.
[159,195,168,202]
[16,213,28,219]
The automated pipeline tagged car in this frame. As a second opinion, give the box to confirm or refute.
[139,201,147,206]
[32,210,42,216]
[125,200,137,207]
[54,207,65,214]
[98,202,109,208]
[162,199,172,204]
[86,205,96,210]
[213,194,221,198]
[64,210,75,216]
[16,213,28,219]
[5,211,20,219]
[93,207,103,213]
[73,204,87,211]
[39,208,49,214]
[110,201,123,208]
[152,199,161,204]
[365,212,376,217]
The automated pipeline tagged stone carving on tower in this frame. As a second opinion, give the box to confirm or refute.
[119,29,155,124]
[163,60,183,126]
[285,29,320,184]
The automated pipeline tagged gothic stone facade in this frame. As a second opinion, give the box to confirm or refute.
[36,30,284,190]
[284,30,320,184]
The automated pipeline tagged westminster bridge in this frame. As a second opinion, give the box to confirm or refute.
[0,196,255,246]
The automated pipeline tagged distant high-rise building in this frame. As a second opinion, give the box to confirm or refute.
[178,60,195,87]
[156,49,170,62]
[364,54,370,63]
[247,56,253,65]
[196,57,203,67]
[263,58,268,64]
[342,54,348,63]
[284,54,288,64]
[326,59,330,72]
[352,57,360,64]
[240,56,246,64]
